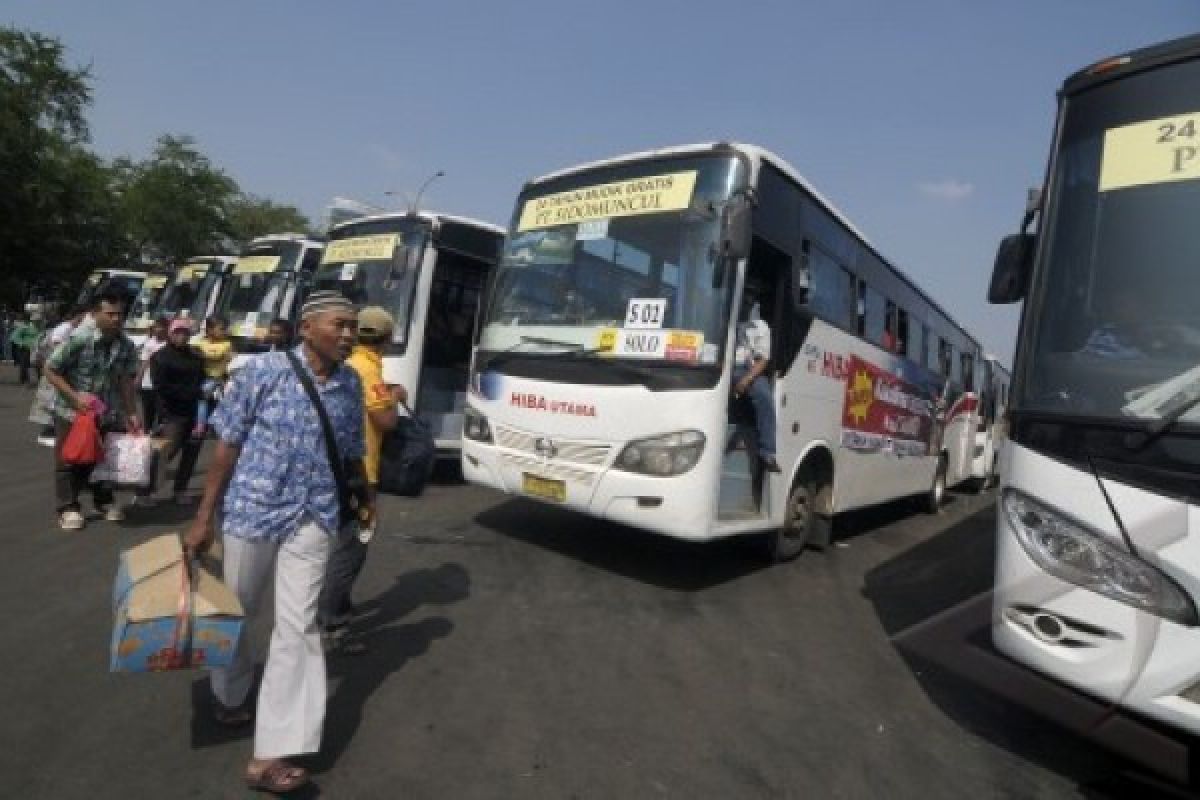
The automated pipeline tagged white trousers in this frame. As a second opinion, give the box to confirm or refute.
[209,516,333,760]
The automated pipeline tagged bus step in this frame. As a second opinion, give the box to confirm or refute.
[719,443,760,516]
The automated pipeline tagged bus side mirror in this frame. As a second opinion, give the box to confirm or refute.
[988,233,1034,304]
[713,189,755,288]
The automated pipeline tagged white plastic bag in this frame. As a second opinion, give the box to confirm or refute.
[91,433,155,487]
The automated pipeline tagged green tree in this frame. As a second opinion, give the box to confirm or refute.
[0,27,109,307]
[115,134,239,264]
[226,193,313,245]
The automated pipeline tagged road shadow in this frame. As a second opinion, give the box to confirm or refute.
[862,503,1194,797]
[833,489,968,546]
[474,497,769,591]
[309,563,469,773]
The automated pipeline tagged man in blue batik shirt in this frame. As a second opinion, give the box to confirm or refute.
[184,291,367,795]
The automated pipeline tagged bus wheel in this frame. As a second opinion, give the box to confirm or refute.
[766,479,830,562]
[925,456,947,514]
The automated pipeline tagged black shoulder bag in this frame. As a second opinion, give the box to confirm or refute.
[285,351,370,525]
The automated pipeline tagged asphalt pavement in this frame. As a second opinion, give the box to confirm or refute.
[0,373,1192,799]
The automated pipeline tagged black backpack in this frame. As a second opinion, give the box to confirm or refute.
[378,409,435,496]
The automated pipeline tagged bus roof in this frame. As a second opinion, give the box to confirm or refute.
[528,141,982,353]
[1062,32,1200,96]
[328,210,505,237]
[244,233,325,250]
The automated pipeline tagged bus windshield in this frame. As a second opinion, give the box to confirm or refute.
[127,274,169,326]
[314,224,426,348]
[478,154,745,366]
[217,243,301,329]
[1021,58,1200,427]
[158,262,212,317]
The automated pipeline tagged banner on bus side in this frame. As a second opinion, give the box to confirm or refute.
[840,356,934,456]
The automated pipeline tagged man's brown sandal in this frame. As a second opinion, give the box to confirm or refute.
[245,760,309,794]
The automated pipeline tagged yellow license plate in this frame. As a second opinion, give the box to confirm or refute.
[522,473,566,502]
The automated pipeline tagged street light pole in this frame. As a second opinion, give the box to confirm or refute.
[408,171,445,214]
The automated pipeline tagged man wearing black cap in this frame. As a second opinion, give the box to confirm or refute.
[184,290,367,794]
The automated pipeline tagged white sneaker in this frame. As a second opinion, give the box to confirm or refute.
[36,435,56,448]
[100,505,126,522]
[59,510,85,530]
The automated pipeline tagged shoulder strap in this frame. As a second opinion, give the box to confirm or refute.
[285,350,348,496]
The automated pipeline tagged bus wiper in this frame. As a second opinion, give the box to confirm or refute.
[518,335,589,350]
[1123,366,1200,451]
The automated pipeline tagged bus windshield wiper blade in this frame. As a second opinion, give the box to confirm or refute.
[518,335,587,350]
[1126,390,1200,451]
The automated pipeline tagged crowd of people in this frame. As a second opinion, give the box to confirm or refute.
[10,289,406,795]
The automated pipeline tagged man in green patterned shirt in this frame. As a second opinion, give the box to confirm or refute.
[44,291,142,530]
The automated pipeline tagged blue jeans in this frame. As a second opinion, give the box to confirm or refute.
[734,366,776,457]
[196,378,219,426]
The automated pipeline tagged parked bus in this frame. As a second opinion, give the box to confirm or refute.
[125,270,172,344]
[314,211,503,455]
[172,256,238,324]
[989,34,1200,758]
[75,268,147,311]
[969,355,1010,486]
[462,142,984,559]
[213,234,324,370]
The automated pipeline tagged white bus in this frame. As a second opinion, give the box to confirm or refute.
[314,211,503,456]
[75,268,147,312]
[213,234,324,370]
[969,355,1009,486]
[989,33,1200,752]
[125,256,240,346]
[462,142,985,559]
[124,271,172,344]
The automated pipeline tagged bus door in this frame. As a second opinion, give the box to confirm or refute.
[719,237,788,518]
[417,247,490,450]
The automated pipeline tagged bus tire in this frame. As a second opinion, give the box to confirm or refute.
[925,456,947,514]
[765,478,830,562]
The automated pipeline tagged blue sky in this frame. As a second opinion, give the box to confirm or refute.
[6,1,1197,361]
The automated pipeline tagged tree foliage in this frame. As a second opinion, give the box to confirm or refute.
[0,26,313,311]
[226,193,313,245]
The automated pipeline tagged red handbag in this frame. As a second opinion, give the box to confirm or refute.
[62,410,104,466]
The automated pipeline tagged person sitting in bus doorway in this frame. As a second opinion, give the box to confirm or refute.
[318,305,408,654]
[266,318,294,352]
[733,293,781,473]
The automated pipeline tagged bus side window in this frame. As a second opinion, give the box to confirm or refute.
[897,308,910,357]
[855,279,867,336]
[803,242,853,329]
[865,286,886,348]
[961,352,975,392]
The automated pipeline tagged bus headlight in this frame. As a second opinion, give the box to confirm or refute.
[1002,489,1198,626]
[614,430,705,477]
[463,407,492,443]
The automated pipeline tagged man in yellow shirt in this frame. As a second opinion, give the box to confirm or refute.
[318,306,407,652]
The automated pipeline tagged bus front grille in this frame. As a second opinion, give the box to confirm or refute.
[493,425,613,467]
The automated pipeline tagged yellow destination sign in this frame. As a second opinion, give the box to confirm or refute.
[233,255,281,275]
[144,275,169,289]
[177,264,210,282]
[1099,111,1200,192]
[322,234,398,264]
[517,171,698,232]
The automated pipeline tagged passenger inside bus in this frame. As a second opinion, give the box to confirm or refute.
[732,291,780,473]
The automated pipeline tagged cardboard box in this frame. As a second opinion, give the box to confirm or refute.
[111,533,244,673]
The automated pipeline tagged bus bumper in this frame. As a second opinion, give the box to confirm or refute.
[462,438,720,541]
